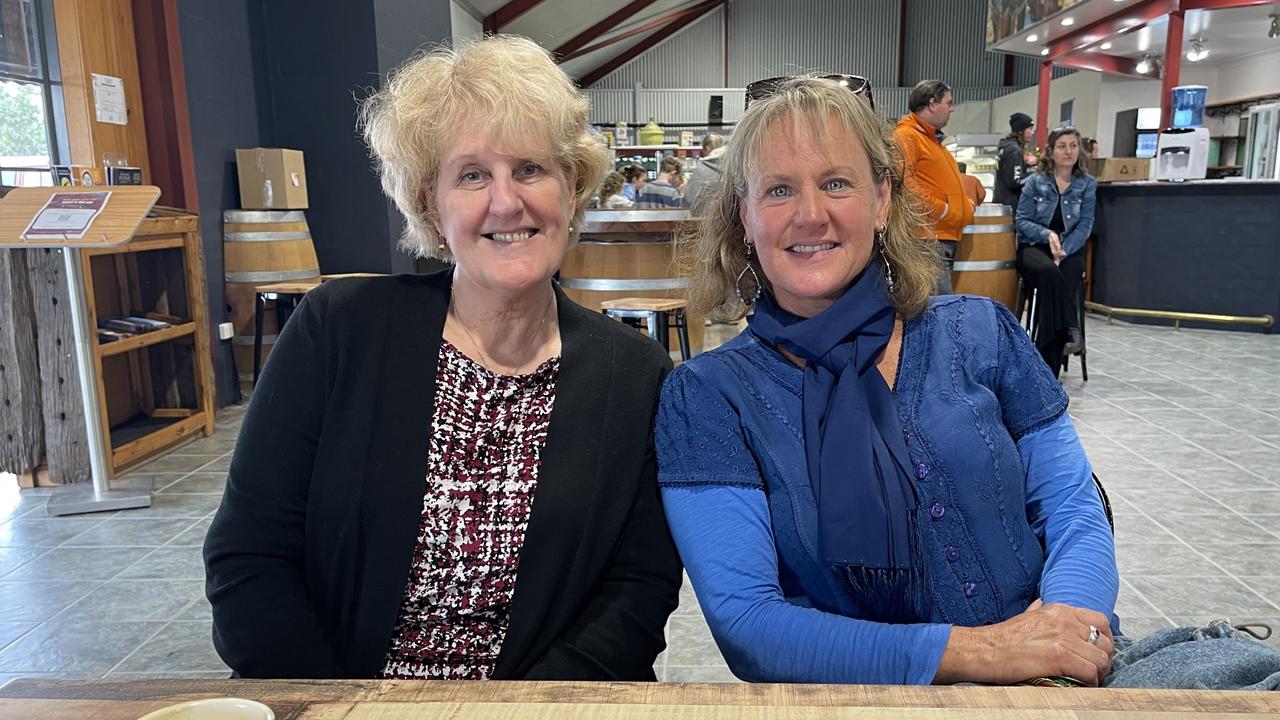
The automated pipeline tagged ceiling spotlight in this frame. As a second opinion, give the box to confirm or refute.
[1027,34,1039,42]
[1136,54,1152,73]
[1061,17,1075,26]
[1186,38,1209,62]
[1100,42,1113,50]
[1270,13,1279,39]
[1041,47,1050,56]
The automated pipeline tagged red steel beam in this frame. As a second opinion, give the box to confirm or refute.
[1036,60,1052,149]
[579,0,722,87]
[553,0,659,60]
[563,0,721,63]
[1160,10,1185,128]
[1046,0,1176,60]
[1181,0,1279,8]
[1054,50,1148,77]
[483,0,545,33]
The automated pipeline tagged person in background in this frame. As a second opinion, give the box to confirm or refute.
[957,162,986,207]
[995,112,1036,208]
[659,76,1119,687]
[205,35,681,681]
[635,156,684,208]
[622,164,647,201]
[600,170,633,209]
[893,79,973,294]
[1080,137,1099,161]
[682,133,727,212]
[1015,126,1095,377]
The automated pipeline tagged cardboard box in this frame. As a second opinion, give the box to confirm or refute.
[235,148,308,209]
[1089,157,1150,183]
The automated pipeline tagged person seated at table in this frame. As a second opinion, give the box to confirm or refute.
[600,170,634,209]
[1015,126,1095,377]
[656,76,1119,686]
[635,156,684,208]
[205,35,681,681]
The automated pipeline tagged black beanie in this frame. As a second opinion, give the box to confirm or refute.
[1010,112,1034,133]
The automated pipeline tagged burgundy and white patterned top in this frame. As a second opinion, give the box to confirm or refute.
[380,340,560,680]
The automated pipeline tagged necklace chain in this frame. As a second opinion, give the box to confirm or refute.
[449,292,552,375]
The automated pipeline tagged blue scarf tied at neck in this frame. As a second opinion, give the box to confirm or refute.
[747,262,925,622]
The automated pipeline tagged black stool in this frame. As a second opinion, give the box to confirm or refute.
[601,297,692,361]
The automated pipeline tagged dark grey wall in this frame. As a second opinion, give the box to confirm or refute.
[372,0,453,274]
[179,0,456,404]
[179,0,273,406]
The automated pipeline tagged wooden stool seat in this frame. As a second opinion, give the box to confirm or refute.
[600,297,688,312]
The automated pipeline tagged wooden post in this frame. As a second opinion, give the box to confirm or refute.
[26,248,91,483]
[0,249,45,477]
[1159,10,1185,131]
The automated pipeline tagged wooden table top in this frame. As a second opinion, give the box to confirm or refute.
[1,679,1277,719]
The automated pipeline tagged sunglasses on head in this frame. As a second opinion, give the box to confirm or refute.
[745,74,874,110]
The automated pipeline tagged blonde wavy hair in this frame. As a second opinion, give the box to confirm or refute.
[681,77,939,320]
[359,35,612,261]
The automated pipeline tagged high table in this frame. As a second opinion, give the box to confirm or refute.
[1,679,1278,719]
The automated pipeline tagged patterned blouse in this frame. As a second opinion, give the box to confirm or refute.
[381,340,560,679]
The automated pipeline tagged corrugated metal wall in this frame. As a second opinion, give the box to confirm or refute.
[904,0,1004,87]
[591,6,726,89]
[725,0,900,88]
[584,0,1063,125]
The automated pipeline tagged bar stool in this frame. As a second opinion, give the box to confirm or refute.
[600,297,692,361]
[1016,278,1088,381]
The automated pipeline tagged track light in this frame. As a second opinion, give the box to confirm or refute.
[1136,54,1152,73]
[1269,13,1279,39]
[1186,38,1209,62]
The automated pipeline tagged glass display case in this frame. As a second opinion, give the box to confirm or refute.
[946,133,1004,195]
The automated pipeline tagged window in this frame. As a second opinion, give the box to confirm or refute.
[0,0,66,187]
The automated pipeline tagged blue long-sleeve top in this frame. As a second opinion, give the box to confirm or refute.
[1014,171,1097,257]
[656,296,1118,684]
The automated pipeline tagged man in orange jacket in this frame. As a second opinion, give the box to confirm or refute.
[893,80,974,294]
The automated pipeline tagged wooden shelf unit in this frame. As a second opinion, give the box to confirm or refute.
[82,207,215,477]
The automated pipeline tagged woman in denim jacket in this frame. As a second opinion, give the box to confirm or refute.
[1015,127,1096,376]
[656,78,1118,686]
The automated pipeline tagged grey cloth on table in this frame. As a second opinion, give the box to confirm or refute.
[1106,620,1280,690]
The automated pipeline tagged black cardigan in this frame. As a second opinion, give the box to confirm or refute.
[204,271,682,679]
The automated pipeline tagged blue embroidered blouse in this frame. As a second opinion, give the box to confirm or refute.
[1014,172,1097,257]
[656,296,1119,684]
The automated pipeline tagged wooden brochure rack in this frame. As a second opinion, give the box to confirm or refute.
[0,186,215,515]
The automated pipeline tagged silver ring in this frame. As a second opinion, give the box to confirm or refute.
[1088,625,1100,645]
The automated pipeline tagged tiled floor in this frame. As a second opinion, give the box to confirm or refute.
[0,315,1276,684]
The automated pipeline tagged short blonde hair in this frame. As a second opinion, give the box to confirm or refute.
[359,35,612,261]
[680,77,939,319]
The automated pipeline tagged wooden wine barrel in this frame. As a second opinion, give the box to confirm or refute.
[223,210,320,384]
[560,210,703,359]
[953,204,1018,312]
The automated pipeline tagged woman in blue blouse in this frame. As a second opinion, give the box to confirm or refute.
[657,77,1118,686]
[1014,127,1096,377]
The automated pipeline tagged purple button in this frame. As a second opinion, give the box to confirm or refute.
[945,546,959,562]
[963,582,978,598]
[930,502,945,520]
[915,463,929,480]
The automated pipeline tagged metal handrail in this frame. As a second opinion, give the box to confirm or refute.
[1086,301,1274,330]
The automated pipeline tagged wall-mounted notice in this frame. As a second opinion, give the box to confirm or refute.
[92,73,127,125]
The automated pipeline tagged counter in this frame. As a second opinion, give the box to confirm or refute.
[1092,179,1280,332]
[561,209,704,355]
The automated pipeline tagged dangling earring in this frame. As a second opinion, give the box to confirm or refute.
[735,240,762,305]
[876,227,897,295]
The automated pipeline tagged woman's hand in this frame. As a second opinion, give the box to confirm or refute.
[934,599,1114,686]
[1048,232,1065,266]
